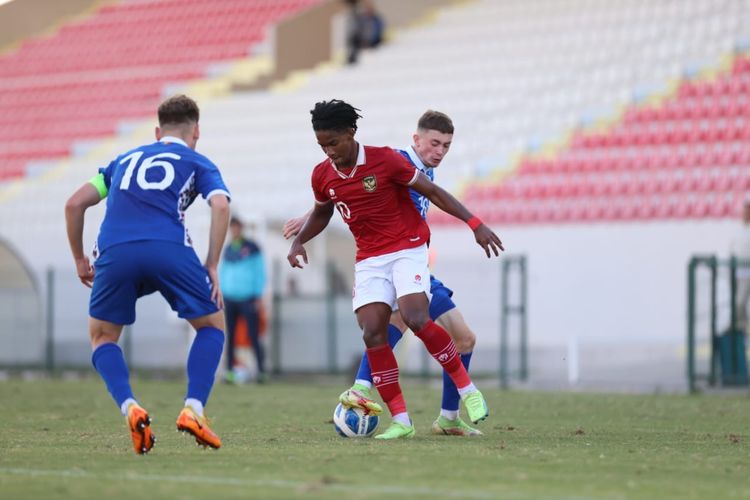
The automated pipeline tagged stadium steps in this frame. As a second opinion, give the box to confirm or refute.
[450,50,750,225]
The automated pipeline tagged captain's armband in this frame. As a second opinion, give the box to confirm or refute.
[88,173,108,199]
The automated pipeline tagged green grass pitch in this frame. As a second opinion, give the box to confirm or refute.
[1,377,748,499]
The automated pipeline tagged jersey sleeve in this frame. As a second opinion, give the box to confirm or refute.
[194,156,231,203]
[311,165,330,204]
[388,148,420,186]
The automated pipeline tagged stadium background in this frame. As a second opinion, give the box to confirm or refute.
[0,0,747,393]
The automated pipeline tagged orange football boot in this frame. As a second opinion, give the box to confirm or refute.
[176,406,221,449]
[126,403,155,455]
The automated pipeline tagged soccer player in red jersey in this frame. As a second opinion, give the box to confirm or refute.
[284,110,485,436]
[287,100,504,439]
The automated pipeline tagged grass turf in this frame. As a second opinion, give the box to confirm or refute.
[0,377,748,499]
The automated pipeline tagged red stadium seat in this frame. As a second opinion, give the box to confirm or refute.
[458,53,750,224]
[0,0,322,181]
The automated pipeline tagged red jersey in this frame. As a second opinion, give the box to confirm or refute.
[311,144,430,261]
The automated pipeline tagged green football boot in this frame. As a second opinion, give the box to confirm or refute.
[338,384,383,415]
[431,415,483,436]
[461,389,489,424]
[374,421,415,440]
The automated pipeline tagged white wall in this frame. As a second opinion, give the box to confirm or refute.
[414,219,740,390]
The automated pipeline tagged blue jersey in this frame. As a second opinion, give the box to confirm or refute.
[397,146,457,317]
[94,136,230,253]
[396,146,433,219]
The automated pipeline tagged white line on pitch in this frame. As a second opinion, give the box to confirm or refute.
[0,467,508,499]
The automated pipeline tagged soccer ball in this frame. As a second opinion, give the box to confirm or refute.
[333,403,379,437]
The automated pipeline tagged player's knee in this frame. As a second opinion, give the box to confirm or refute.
[400,311,430,334]
[89,325,120,349]
[362,328,386,348]
[454,330,476,353]
[189,311,225,331]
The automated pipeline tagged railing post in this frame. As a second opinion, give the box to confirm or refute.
[271,259,282,375]
[122,325,132,365]
[500,255,528,388]
[45,267,55,374]
[326,261,337,374]
[520,256,528,381]
[709,257,717,386]
[499,259,509,389]
[729,255,738,378]
[687,256,697,393]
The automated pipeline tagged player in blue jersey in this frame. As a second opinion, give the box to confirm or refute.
[283,110,484,436]
[64,95,231,454]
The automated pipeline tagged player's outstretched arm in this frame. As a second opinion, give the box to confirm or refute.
[287,202,334,268]
[410,173,504,258]
[64,183,103,287]
[283,208,313,240]
[205,194,230,309]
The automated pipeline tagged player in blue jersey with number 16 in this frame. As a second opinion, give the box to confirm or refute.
[64,95,231,454]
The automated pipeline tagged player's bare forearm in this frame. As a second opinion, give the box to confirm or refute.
[64,183,101,260]
[426,186,472,222]
[411,173,472,222]
[287,203,333,268]
[205,195,230,269]
[411,173,504,257]
[64,183,101,287]
[282,208,314,239]
[295,203,333,246]
[65,206,87,261]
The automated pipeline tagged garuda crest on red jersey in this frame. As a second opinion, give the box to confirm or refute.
[362,175,377,192]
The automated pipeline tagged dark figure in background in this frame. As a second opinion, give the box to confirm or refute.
[731,197,750,331]
[219,216,267,383]
[345,0,385,64]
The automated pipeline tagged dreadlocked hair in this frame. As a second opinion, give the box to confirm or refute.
[310,99,362,131]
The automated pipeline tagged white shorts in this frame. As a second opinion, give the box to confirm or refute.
[352,244,431,312]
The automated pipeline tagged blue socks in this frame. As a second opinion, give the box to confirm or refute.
[92,342,134,411]
[355,323,403,382]
[442,352,472,411]
[92,328,224,414]
[185,327,225,406]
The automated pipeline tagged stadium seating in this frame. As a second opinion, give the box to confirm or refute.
[455,52,750,225]
[0,0,321,180]
[190,0,747,226]
[1,0,748,263]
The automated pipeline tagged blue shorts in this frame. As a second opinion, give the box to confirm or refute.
[428,275,456,320]
[90,240,219,325]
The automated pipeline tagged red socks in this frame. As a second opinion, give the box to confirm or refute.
[366,321,471,417]
[415,320,471,389]
[366,344,406,416]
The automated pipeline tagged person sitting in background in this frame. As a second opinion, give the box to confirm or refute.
[219,216,267,384]
[345,0,385,64]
